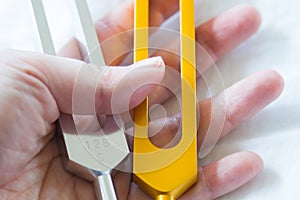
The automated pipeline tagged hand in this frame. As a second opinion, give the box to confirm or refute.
[0,1,284,200]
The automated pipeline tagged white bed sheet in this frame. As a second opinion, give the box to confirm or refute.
[0,0,299,199]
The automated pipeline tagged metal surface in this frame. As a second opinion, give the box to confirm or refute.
[31,0,56,55]
[94,173,117,200]
[31,0,130,199]
[74,0,105,65]
[133,0,198,199]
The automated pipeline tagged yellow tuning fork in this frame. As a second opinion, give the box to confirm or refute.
[133,0,198,199]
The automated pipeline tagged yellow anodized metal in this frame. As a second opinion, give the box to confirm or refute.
[133,0,197,199]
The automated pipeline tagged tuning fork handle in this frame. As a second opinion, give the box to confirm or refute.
[155,195,175,200]
[93,173,117,200]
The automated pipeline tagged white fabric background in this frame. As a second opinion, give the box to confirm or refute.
[0,0,299,199]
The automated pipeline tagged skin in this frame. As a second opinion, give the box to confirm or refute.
[0,1,284,199]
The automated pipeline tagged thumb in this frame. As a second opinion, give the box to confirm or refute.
[12,50,165,114]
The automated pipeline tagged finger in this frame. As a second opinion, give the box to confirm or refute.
[114,171,132,200]
[129,182,152,200]
[180,152,263,199]
[155,4,261,69]
[149,0,179,27]
[61,4,260,74]
[6,50,165,115]
[94,0,179,65]
[147,70,284,149]
[198,4,261,64]
[197,70,284,149]
[96,0,179,37]
[59,0,179,60]
[148,5,262,104]
[128,152,263,200]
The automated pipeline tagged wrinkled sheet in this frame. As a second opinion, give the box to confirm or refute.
[0,0,299,199]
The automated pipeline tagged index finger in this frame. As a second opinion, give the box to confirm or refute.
[95,0,179,41]
[59,0,179,60]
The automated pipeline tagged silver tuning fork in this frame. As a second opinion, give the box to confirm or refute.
[30,0,130,199]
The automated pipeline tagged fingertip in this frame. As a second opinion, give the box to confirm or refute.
[99,57,165,114]
[202,4,263,58]
[255,70,284,103]
[240,151,264,175]
[128,57,165,110]
[264,70,284,99]
[229,4,262,38]
[203,151,264,199]
[223,69,284,131]
[215,151,264,181]
[181,151,265,199]
[236,4,262,32]
[131,56,165,71]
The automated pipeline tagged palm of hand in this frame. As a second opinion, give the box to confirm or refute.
[1,138,96,199]
[0,62,96,199]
